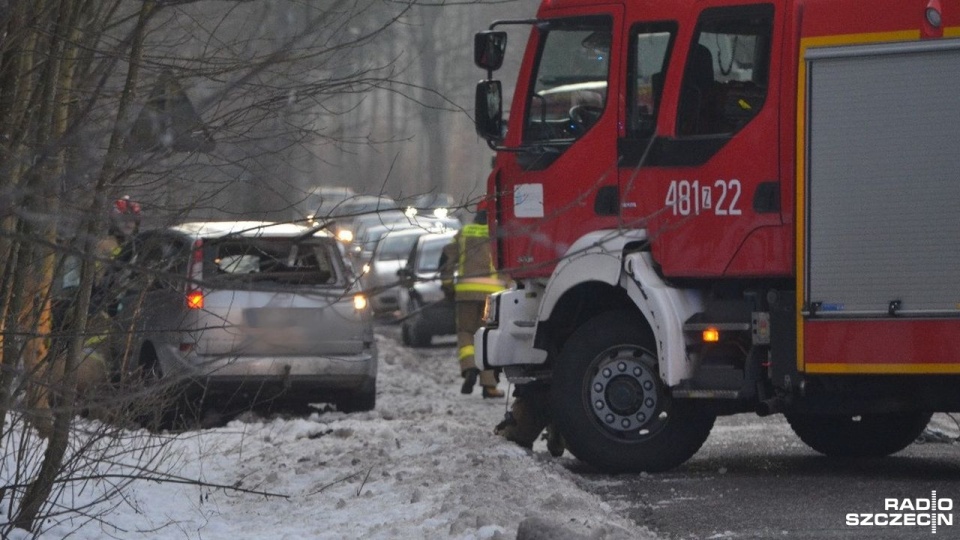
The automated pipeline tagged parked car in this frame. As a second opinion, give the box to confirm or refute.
[363,227,433,315]
[406,192,459,219]
[107,221,378,419]
[352,214,462,267]
[296,185,356,224]
[308,195,400,243]
[396,231,458,346]
[352,222,415,269]
[328,202,409,245]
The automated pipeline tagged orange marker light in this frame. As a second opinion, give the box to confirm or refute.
[186,290,204,310]
[702,327,720,343]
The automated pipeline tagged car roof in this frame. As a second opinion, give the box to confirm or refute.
[166,221,334,239]
[418,230,457,245]
[309,185,355,197]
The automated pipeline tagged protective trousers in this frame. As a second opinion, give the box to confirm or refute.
[456,300,497,386]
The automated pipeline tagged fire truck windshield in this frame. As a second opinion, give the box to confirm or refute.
[524,16,612,143]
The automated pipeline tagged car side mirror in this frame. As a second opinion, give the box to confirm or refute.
[475,80,504,142]
[474,31,507,71]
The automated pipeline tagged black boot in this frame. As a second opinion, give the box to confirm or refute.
[545,423,565,457]
[461,368,479,394]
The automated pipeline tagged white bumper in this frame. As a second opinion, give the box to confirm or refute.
[474,287,548,369]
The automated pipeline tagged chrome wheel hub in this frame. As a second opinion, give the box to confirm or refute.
[589,350,659,433]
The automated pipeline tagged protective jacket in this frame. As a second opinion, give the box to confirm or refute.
[441,223,506,302]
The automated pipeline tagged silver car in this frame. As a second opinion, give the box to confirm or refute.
[363,227,432,315]
[109,221,377,416]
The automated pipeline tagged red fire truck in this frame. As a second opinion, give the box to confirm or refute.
[472,0,960,472]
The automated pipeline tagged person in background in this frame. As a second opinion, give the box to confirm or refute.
[90,195,141,315]
[97,195,141,269]
[440,200,505,399]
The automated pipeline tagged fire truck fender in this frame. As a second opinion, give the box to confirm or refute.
[538,230,648,320]
[620,252,704,386]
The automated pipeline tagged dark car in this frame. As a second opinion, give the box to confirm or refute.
[396,231,457,346]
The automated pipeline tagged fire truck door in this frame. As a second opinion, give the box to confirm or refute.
[494,8,623,278]
[619,3,787,278]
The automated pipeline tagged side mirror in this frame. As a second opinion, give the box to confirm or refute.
[475,80,504,142]
[474,31,507,71]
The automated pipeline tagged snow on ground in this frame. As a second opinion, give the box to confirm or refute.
[8,332,660,540]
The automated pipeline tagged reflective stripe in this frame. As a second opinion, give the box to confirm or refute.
[459,345,475,361]
[455,282,506,295]
[461,224,489,238]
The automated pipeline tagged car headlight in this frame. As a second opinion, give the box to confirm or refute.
[337,229,354,243]
[353,294,368,311]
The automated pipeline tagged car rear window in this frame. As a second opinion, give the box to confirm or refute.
[417,238,449,272]
[204,237,342,286]
[376,232,423,261]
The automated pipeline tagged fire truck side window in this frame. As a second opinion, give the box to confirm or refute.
[627,23,677,139]
[678,4,773,137]
[523,16,612,143]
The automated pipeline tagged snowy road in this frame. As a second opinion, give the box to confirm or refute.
[18,322,960,539]
[21,326,657,540]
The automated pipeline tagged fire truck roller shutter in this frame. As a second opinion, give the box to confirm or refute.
[805,40,960,317]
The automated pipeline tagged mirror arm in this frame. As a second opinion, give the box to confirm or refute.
[489,18,540,31]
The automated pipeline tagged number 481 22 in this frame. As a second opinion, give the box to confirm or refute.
[664,179,742,216]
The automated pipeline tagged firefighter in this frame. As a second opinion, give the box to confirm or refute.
[90,195,141,314]
[440,201,505,398]
[98,195,141,267]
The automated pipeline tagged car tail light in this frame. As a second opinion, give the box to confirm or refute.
[184,239,205,309]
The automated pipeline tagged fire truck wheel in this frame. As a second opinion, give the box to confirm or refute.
[551,310,715,473]
[784,410,932,458]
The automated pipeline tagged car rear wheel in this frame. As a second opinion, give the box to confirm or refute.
[552,310,715,473]
[785,410,931,458]
[402,299,432,347]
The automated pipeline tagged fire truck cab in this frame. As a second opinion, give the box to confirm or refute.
[473,0,960,472]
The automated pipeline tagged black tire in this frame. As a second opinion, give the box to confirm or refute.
[785,410,931,458]
[401,320,413,346]
[552,310,716,473]
[337,379,377,413]
[404,299,432,347]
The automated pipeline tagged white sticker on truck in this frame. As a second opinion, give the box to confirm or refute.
[514,183,544,218]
